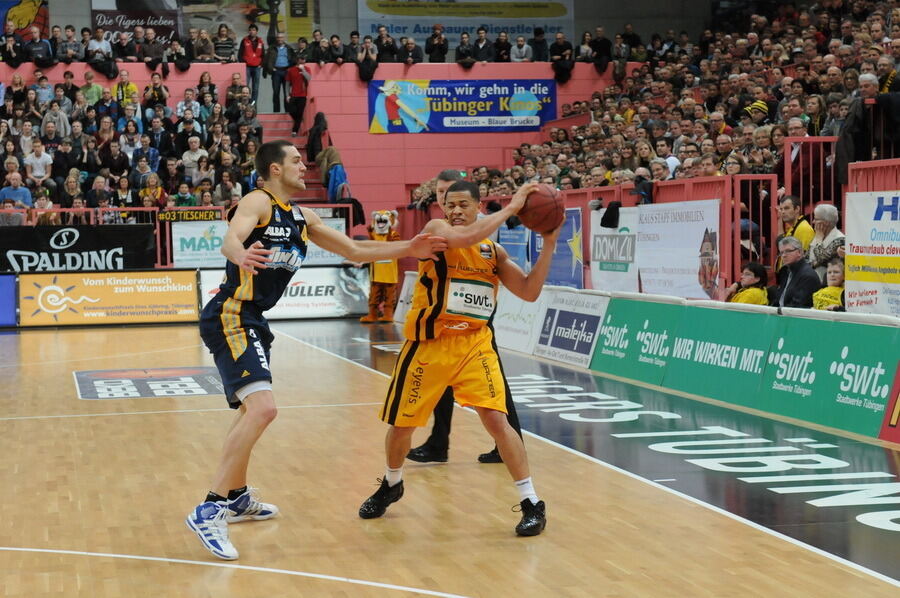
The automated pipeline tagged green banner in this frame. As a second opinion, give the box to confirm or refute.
[662,306,777,407]
[586,297,899,438]
[590,298,684,386]
[758,317,898,436]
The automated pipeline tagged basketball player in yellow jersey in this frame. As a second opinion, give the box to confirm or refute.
[359,180,561,536]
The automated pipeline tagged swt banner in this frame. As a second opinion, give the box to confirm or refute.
[636,200,721,299]
[590,207,639,292]
[368,79,556,134]
[844,191,900,317]
[1,225,156,273]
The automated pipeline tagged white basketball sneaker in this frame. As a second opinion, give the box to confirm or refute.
[226,488,279,523]
[185,501,239,560]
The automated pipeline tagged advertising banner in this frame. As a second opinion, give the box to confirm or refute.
[879,362,900,443]
[590,206,639,292]
[357,0,574,42]
[1,225,156,273]
[662,306,777,407]
[492,285,548,354]
[157,209,222,222]
[91,1,296,46]
[534,289,607,368]
[368,79,556,134]
[530,207,582,289]
[91,1,179,45]
[19,270,199,327]
[589,298,684,386]
[758,317,898,437]
[636,199,721,299]
[0,1,49,38]
[844,191,900,317]
[393,270,417,323]
[200,267,369,320]
[498,224,530,272]
[305,217,348,266]
[172,221,228,269]
[0,274,15,327]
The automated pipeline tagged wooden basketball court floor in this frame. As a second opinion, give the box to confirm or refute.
[0,321,898,597]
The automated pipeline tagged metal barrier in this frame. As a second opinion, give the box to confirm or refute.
[847,158,900,193]
[29,208,96,226]
[0,208,29,225]
[733,174,780,277]
[846,157,900,237]
[863,97,900,164]
[781,135,838,213]
[397,174,780,291]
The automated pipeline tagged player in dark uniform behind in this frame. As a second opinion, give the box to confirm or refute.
[186,139,447,560]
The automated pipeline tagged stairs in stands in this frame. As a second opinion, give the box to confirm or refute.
[258,112,326,202]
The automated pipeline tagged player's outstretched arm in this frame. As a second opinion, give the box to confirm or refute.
[302,207,448,261]
[425,181,541,249]
[496,224,562,301]
[221,191,273,274]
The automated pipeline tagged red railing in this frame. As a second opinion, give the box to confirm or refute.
[781,135,838,213]
[846,157,900,229]
[28,208,97,226]
[396,174,782,291]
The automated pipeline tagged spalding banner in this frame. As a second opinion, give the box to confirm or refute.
[0,225,156,273]
[368,79,556,133]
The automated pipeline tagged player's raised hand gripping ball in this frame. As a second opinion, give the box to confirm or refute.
[517,183,565,234]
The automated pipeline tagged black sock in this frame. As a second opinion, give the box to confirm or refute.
[227,486,248,500]
[205,491,227,504]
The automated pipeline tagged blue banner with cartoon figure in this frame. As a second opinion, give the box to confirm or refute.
[368,79,556,134]
[498,224,530,272]
[529,207,583,289]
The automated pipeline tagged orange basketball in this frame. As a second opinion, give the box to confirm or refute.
[518,184,565,234]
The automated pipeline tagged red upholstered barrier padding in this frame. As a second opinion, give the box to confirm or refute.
[0,63,246,108]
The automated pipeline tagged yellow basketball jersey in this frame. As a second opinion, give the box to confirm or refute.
[404,240,499,341]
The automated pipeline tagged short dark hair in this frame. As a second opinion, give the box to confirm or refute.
[780,194,801,209]
[446,180,480,200]
[741,262,768,288]
[436,169,463,183]
[255,140,295,180]
[248,24,258,31]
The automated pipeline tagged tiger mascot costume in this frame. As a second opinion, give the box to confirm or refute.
[361,210,401,322]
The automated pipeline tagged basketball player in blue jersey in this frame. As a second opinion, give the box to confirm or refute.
[186,139,448,560]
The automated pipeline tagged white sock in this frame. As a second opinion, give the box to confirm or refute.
[514,477,539,505]
[385,466,403,487]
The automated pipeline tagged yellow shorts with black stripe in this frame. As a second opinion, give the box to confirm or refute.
[379,326,506,426]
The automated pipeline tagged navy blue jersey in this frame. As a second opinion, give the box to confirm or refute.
[217,188,308,312]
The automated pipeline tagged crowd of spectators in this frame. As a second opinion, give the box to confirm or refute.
[0,23,276,225]
[0,21,312,120]
[405,2,899,310]
[411,4,899,206]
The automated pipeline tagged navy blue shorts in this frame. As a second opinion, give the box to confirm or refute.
[200,294,274,409]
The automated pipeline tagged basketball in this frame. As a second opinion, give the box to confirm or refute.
[517,184,565,234]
